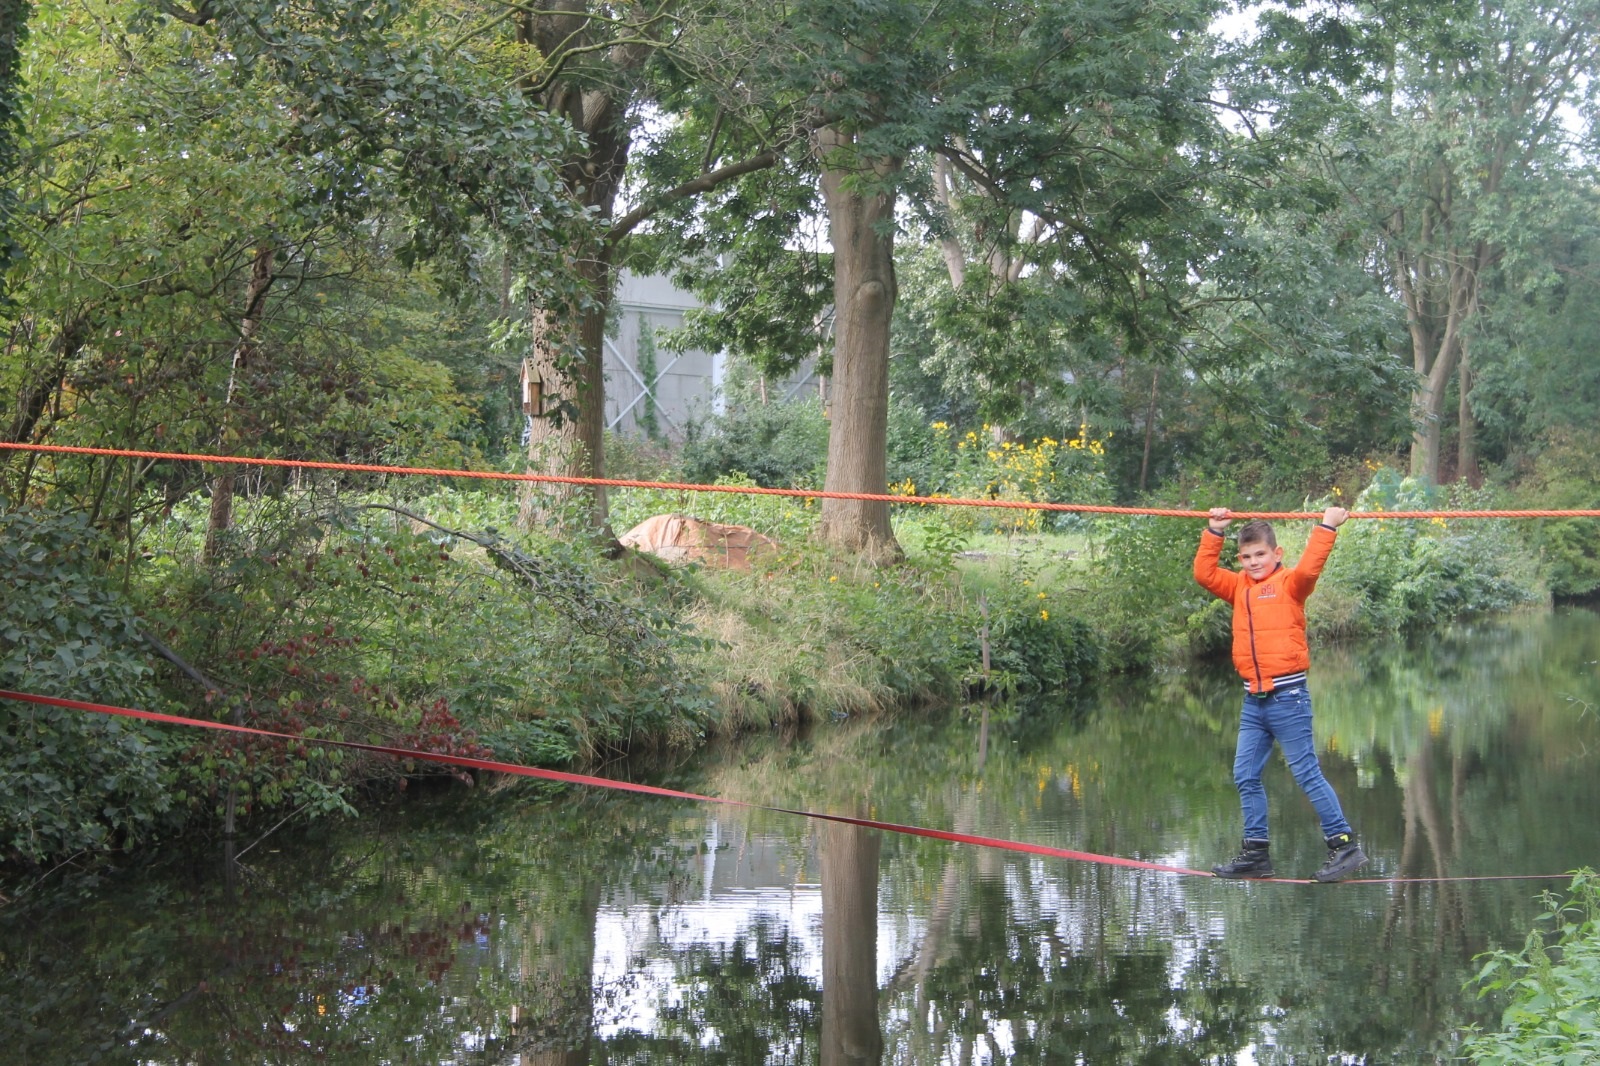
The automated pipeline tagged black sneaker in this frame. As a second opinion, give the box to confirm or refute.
[1212,839,1274,879]
[1314,833,1368,882]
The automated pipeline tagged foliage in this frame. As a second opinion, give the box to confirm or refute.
[0,505,172,864]
[1509,431,1600,599]
[636,314,662,441]
[936,422,1114,533]
[1463,869,1600,1066]
[679,399,830,489]
[147,494,717,774]
[0,0,28,301]
[974,556,1100,705]
[1316,469,1546,635]
[0,0,583,518]
[1080,508,1219,673]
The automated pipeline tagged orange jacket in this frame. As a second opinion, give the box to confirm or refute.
[1193,525,1338,693]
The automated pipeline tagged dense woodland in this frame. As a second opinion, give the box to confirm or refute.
[1,0,1598,856]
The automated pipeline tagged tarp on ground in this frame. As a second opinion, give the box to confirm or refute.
[619,514,778,571]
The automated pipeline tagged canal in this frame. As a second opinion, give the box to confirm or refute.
[4,609,1599,1063]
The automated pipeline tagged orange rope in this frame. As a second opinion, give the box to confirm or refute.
[4,440,1597,519]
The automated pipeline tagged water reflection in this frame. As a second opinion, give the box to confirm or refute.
[4,611,1600,1063]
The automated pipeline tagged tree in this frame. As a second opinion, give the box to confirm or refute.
[1246,0,1600,483]
[658,0,1236,546]
[494,0,816,532]
[0,0,29,303]
[1,1,584,536]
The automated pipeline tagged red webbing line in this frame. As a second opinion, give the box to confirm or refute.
[1,689,1571,886]
[0,689,1208,878]
[5,441,1599,520]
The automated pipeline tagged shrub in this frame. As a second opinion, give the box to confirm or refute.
[145,495,718,782]
[1080,509,1215,672]
[0,506,174,864]
[1316,468,1545,635]
[939,423,1113,534]
[1512,431,1600,599]
[680,399,828,489]
[976,556,1100,703]
[1462,869,1600,1066]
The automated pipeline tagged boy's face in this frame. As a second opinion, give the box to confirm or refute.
[1236,539,1284,580]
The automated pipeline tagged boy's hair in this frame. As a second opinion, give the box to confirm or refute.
[1236,520,1277,549]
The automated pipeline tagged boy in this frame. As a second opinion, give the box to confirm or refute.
[1194,506,1368,882]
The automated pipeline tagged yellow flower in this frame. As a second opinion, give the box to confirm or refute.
[1039,609,1049,621]
[1037,591,1046,599]
[829,575,838,583]
[931,421,948,431]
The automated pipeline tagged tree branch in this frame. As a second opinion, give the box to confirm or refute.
[604,146,782,244]
[153,1,216,26]
[143,630,225,694]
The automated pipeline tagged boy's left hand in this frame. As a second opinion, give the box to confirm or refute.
[1322,506,1350,528]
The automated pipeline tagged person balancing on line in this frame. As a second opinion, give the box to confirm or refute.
[1194,505,1369,882]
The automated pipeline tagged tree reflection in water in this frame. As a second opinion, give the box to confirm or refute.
[4,611,1600,1063]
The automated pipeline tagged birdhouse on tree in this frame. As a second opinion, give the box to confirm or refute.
[520,360,543,417]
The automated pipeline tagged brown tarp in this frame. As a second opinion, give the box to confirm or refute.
[619,514,779,571]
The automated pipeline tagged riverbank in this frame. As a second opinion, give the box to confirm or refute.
[0,469,1549,871]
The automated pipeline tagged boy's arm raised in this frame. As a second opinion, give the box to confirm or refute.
[1193,508,1240,601]
[1286,506,1348,600]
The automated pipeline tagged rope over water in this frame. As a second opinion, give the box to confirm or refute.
[1,439,1585,883]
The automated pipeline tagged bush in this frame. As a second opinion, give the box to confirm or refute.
[1462,869,1600,1066]
[1512,432,1600,599]
[976,556,1100,703]
[0,506,174,864]
[936,423,1113,534]
[145,495,717,784]
[680,399,828,488]
[1316,469,1545,635]
[1079,508,1216,672]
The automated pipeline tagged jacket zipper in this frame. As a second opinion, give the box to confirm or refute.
[1244,588,1264,692]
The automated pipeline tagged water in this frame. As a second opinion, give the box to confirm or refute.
[5,609,1600,1064]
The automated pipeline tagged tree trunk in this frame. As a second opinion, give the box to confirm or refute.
[515,8,634,535]
[820,818,883,1066]
[204,244,274,562]
[520,252,613,532]
[1456,337,1479,486]
[818,127,900,559]
[1398,249,1474,485]
[1139,366,1159,492]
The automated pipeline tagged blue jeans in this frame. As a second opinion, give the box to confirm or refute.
[1232,684,1352,841]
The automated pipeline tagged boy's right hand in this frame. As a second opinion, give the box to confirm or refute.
[1208,507,1231,533]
